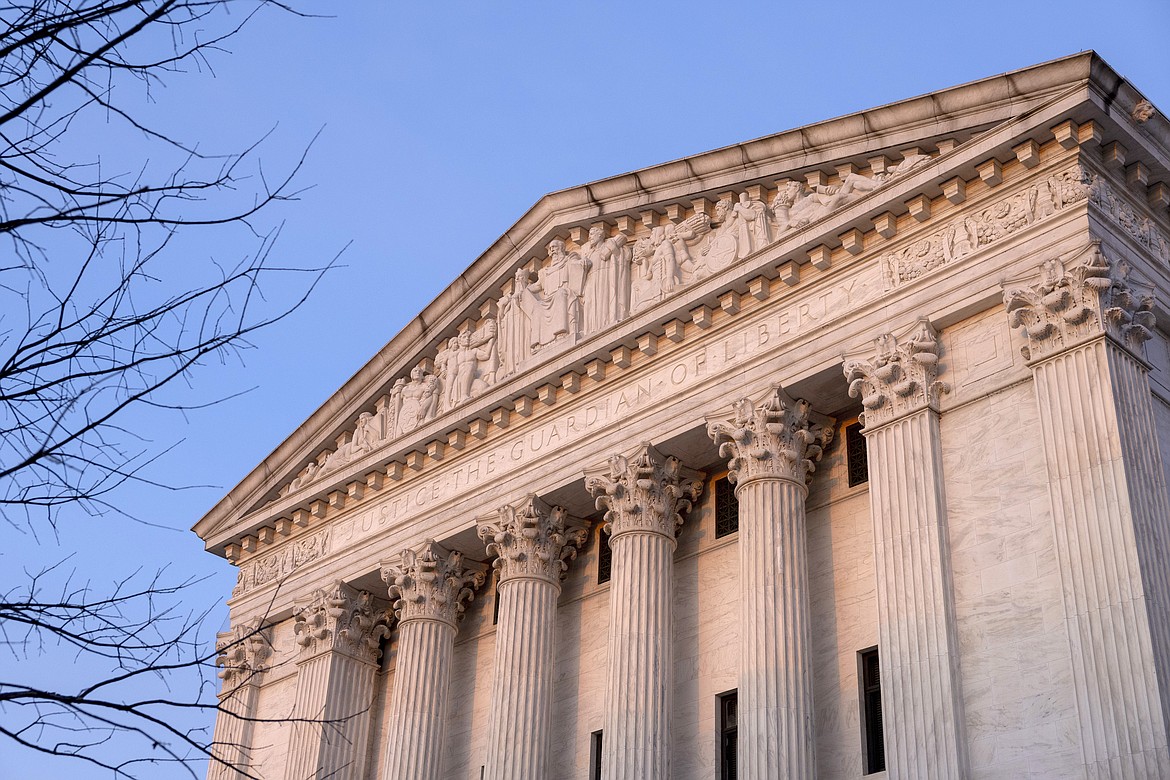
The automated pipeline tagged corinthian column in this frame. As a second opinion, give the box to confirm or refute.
[707,386,832,779]
[843,319,966,778]
[1004,242,1170,775]
[380,540,486,780]
[207,618,271,780]
[586,443,703,780]
[477,495,587,780]
[284,582,390,780]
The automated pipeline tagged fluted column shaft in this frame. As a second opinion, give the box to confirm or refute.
[844,317,966,777]
[207,681,260,780]
[587,443,703,780]
[383,617,456,780]
[285,651,380,780]
[283,583,387,780]
[709,386,831,779]
[208,622,270,780]
[865,409,966,778]
[1003,245,1170,775]
[478,496,586,780]
[1030,338,1170,775]
[735,475,815,778]
[604,529,675,780]
[380,540,485,780]
[483,577,558,779]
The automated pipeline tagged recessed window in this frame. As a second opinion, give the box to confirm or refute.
[714,476,739,538]
[860,647,885,774]
[597,526,612,584]
[589,729,603,780]
[718,690,737,780]
[846,422,869,487]
[491,578,500,625]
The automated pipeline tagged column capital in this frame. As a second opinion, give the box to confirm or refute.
[292,580,391,665]
[380,539,487,628]
[477,494,588,587]
[585,442,703,541]
[843,318,949,429]
[707,385,834,488]
[1003,241,1156,363]
[215,617,272,690]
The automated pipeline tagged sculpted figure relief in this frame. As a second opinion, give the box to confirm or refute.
[520,239,588,352]
[499,268,530,377]
[274,151,959,497]
[390,364,440,436]
[580,226,632,332]
[440,317,499,407]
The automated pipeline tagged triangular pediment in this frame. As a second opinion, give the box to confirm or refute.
[194,51,1170,554]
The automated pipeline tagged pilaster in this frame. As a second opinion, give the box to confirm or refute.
[379,540,486,780]
[586,443,703,780]
[477,495,587,780]
[207,618,271,780]
[1004,242,1170,775]
[284,582,390,780]
[844,319,966,778]
[708,386,832,779]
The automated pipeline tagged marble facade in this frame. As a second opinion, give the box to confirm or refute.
[197,52,1170,779]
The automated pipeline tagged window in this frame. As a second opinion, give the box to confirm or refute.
[846,421,869,487]
[860,647,885,773]
[714,476,739,538]
[491,578,500,625]
[597,526,612,584]
[589,729,603,780]
[718,690,737,780]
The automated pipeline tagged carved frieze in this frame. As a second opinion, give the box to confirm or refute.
[292,581,391,665]
[274,150,937,498]
[1088,174,1170,264]
[476,495,588,587]
[1003,242,1156,362]
[379,539,487,627]
[843,319,949,429]
[882,165,1093,289]
[215,617,272,689]
[232,527,331,597]
[707,386,834,487]
[585,443,703,541]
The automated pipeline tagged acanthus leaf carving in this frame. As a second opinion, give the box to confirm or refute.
[215,617,273,689]
[585,442,704,541]
[707,386,834,487]
[379,539,487,627]
[843,318,949,429]
[476,494,588,587]
[292,580,391,665]
[1003,242,1156,362]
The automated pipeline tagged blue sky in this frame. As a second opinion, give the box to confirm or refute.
[4,0,1169,776]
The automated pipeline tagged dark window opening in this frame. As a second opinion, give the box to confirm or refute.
[589,729,603,780]
[719,690,737,780]
[846,421,869,487]
[597,526,612,584]
[491,578,500,625]
[714,476,739,538]
[860,647,885,774]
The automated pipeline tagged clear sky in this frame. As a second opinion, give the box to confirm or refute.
[5,0,1169,776]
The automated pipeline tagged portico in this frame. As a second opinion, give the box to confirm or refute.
[199,53,1170,779]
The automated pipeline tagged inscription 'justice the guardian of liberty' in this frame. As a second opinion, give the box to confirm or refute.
[338,270,880,544]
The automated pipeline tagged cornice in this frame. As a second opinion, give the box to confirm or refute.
[197,53,1170,559]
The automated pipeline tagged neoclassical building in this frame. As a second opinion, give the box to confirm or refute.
[196,52,1170,779]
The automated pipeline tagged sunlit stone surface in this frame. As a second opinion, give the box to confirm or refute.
[197,54,1170,779]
